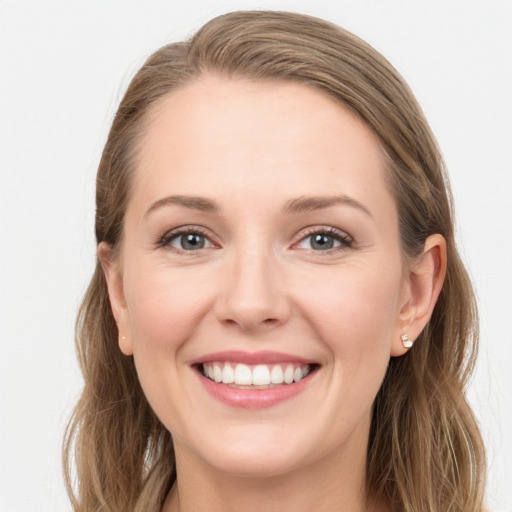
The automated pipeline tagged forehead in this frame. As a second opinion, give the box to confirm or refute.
[130,75,394,218]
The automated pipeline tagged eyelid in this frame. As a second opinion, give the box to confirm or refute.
[291,225,354,251]
[155,224,353,253]
[156,225,218,252]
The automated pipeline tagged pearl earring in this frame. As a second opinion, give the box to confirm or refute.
[401,334,413,348]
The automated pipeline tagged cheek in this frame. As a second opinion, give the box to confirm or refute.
[121,265,218,428]
[309,265,399,325]
[124,264,215,354]
[295,260,402,363]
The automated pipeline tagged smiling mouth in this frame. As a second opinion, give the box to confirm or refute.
[198,362,318,389]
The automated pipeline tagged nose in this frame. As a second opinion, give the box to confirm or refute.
[214,247,291,333]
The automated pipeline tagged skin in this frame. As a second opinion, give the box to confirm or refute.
[100,76,446,512]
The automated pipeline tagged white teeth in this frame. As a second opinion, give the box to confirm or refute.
[270,365,284,384]
[283,365,294,384]
[222,364,235,384]
[234,364,253,385]
[213,364,222,383]
[201,362,313,386]
[252,365,271,385]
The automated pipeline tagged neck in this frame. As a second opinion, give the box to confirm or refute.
[162,434,385,512]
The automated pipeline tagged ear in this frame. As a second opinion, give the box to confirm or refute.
[98,242,133,355]
[391,234,447,357]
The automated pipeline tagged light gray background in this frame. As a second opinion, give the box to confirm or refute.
[1,1,511,511]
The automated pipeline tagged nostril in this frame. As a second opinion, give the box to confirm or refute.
[220,313,285,332]
[214,264,291,331]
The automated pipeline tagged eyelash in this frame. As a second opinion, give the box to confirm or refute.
[294,226,353,253]
[157,225,214,253]
[156,226,353,254]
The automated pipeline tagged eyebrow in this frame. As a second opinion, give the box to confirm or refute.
[145,195,220,217]
[283,194,372,217]
[144,193,372,218]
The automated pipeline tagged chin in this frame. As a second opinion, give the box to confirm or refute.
[204,449,307,479]
[181,423,322,479]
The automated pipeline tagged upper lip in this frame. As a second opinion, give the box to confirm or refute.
[190,350,317,365]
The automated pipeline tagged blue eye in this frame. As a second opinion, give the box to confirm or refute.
[163,231,214,251]
[297,229,352,251]
[311,233,338,250]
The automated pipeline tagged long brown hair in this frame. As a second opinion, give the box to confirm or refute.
[63,11,486,512]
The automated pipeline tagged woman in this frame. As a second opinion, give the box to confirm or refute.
[63,10,486,512]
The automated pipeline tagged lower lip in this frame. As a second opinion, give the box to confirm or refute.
[196,369,316,409]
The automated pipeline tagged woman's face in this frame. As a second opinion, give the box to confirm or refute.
[105,76,413,477]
